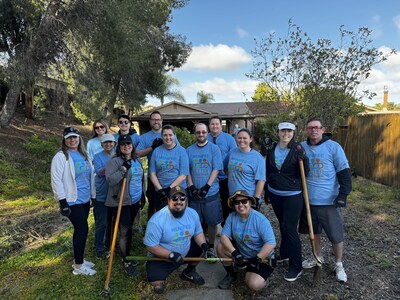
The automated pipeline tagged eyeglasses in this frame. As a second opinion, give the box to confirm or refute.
[195,131,208,135]
[95,125,105,130]
[233,199,249,206]
[119,121,130,125]
[150,119,162,122]
[307,126,323,131]
[171,195,187,202]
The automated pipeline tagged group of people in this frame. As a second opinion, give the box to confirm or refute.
[50,112,352,294]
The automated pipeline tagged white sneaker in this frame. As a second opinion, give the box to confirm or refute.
[334,263,347,282]
[72,259,95,269]
[302,256,324,269]
[72,264,96,276]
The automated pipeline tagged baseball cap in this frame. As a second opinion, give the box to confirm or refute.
[228,190,254,208]
[118,134,132,145]
[101,134,115,143]
[278,122,296,131]
[169,186,187,198]
[63,127,80,139]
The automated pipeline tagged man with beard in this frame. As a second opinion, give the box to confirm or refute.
[136,111,180,219]
[186,123,223,255]
[144,186,210,294]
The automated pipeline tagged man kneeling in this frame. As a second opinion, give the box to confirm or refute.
[144,186,211,294]
[217,190,276,292]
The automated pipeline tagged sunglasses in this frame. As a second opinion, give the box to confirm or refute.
[195,131,208,135]
[171,195,187,202]
[233,199,249,206]
[119,121,130,125]
[307,126,323,130]
[95,125,105,130]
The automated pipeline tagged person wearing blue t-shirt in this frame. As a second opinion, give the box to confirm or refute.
[300,117,352,283]
[149,124,189,212]
[87,119,109,162]
[224,128,266,209]
[113,114,140,149]
[136,111,180,220]
[207,116,237,225]
[187,123,223,255]
[92,133,115,258]
[144,186,211,294]
[265,122,310,282]
[216,190,276,291]
[51,127,96,276]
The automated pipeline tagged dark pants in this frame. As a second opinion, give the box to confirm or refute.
[219,178,235,226]
[94,200,108,252]
[130,202,140,228]
[108,205,132,261]
[146,178,158,220]
[68,202,90,264]
[270,191,304,272]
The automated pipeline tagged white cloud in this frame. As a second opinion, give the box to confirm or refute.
[237,27,249,38]
[393,15,400,30]
[372,15,380,23]
[181,44,252,71]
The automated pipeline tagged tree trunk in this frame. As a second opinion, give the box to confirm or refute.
[0,83,21,127]
[105,78,121,125]
[24,87,34,119]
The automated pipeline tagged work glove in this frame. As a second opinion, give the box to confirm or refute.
[169,252,184,266]
[295,144,306,160]
[201,243,217,259]
[248,256,262,271]
[253,197,261,211]
[140,194,146,210]
[189,185,201,201]
[151,138,163,150]
[231,249,245,270]
[334,194,347,208]
[122,159,131,171]
[59,199,71,217]
[90,198,96,207]
[158,187,171,206]
[198,184,210,198]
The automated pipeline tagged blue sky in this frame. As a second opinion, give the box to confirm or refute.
[149,0,400,107]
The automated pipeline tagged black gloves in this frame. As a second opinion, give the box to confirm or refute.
[169,252,184,266]
[59,199,71,217]
[201,243,216,259]
[151,138,163,150]
[158,187,171,206]
[253,197,261,211]
[231,249,245,269]
[248,256,262,271]
[198,184,210,198]
[140,193,146,210]
[90,198,96,207]
[295,145,306,160]
[189,185,201,201]
[334,194,347,208]
[122,160,131,171]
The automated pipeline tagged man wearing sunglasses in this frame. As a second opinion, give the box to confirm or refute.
[114,114,140,148]
[216,190,276,292]
[144,186,210,294]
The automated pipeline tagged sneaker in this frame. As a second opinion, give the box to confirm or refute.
[302,256,324,269]
[218,273,237,289]
[96,250,105,259]
[284,269,303,282]
[334,263,347,282]
[276,255,289,264]
[124,262,139,277]
[72,264,96,276]
[180,269,205,285]
[72,259,95,269]
[153,283,165,294]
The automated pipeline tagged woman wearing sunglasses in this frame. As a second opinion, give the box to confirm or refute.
[114,114,140,149]
[216,190,276,291]
[87,119,109,161]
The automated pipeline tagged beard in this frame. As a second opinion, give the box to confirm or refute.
[169,206,186,218]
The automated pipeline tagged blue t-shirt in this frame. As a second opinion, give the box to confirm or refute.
[222,209,276,259]
[224,148,266,196]
[301,140,350,205]
[69,151,91,205]
[87,137,103,161]
[207,132,237,180]
[137,131,180,162]
[149,145,189,189]
[129,159,144,204]
[186,142,223,197]
[114,132,140,149]
[93,151,114,202]
[144,206,203,256]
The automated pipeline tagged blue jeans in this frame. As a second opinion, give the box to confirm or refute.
[94,200,108,252]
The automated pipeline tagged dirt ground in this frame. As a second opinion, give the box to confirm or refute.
[1,112,399,299]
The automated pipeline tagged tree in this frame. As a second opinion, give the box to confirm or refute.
[197,90,215,104]
[247,20,396,132]
[374,102,400,111]
[155,74,185,106]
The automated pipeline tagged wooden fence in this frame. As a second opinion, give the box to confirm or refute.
[334,113,400,187]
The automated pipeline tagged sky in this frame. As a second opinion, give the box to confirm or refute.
[149,0,400,107]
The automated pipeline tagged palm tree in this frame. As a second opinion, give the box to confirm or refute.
[197,90,215,104]
[157,74,185,105]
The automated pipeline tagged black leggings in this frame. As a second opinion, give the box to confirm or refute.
[68,202,90,264]
[108,206,132,261]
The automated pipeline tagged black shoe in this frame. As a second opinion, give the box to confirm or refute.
[96,250,105,259]
[124,262,139,277]
[284,269,303,282]
[218,273,237,289]
[180,269,205,285]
